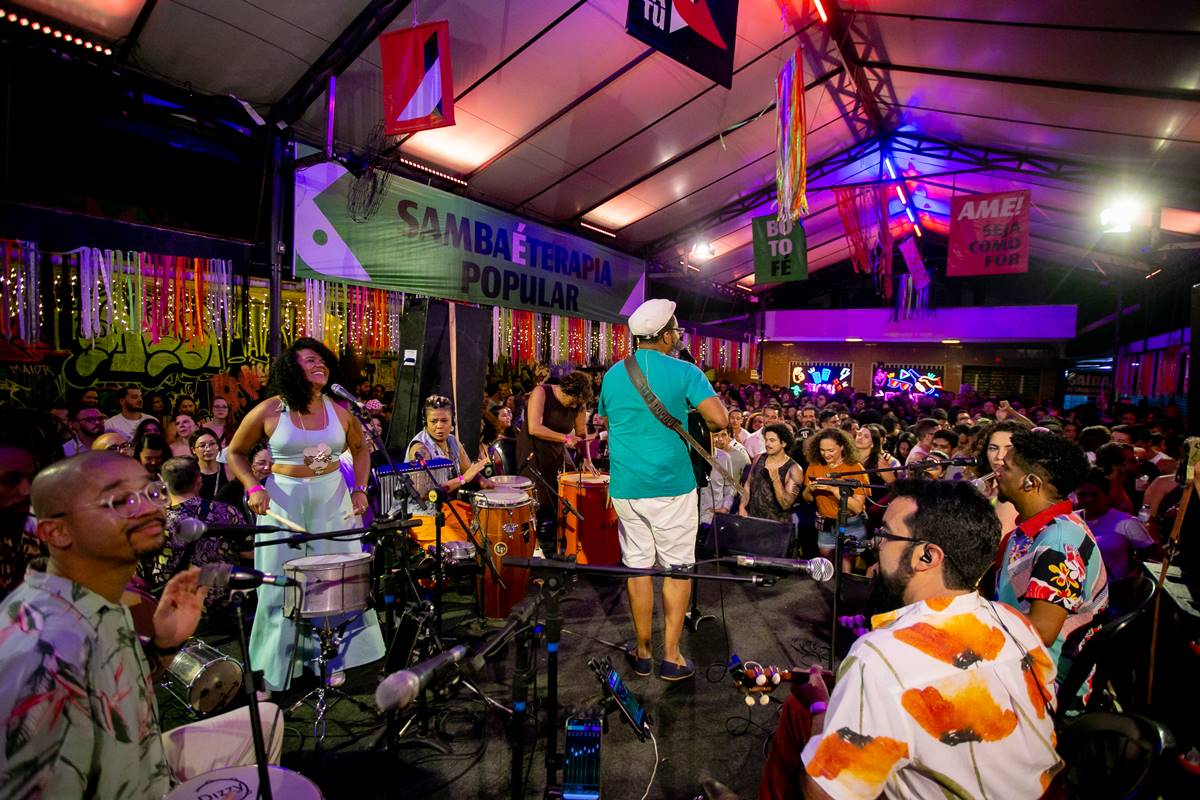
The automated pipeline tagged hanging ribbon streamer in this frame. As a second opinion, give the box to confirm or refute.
[775,47,808,222]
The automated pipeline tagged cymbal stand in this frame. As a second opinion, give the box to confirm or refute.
[230,588,274,800]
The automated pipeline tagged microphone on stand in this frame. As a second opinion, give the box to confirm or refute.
[728,555,835,582]
[177,518,289,542]
[329,383,366,411]
[375,645,469,712]
[199,562,296,589]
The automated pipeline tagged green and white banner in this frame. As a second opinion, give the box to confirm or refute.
[294,163,646,323]
[752,214,808,284]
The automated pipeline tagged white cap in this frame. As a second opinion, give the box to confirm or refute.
[627,298,677,338]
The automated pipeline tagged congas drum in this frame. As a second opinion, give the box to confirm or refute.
[490,475,537,506]
[283,553,373,619]
[558,472,621,566]
[162,638,243,716]
[473,489,534,618]
[165,765,323,800]
[410,499,473,549]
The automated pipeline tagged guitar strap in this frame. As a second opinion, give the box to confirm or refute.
[623,354,746,499]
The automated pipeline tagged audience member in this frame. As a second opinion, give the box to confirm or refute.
[1073,469,1155,583]
[103,386,156,438]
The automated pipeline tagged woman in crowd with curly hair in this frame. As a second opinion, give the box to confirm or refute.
[518,370,595,551]
[802,428,870,572]
[227,337,383,693]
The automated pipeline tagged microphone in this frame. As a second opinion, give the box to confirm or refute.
[330,383,365,410]
[731,555,835,582]
[910,456,976,469]
[198,562,296,589]
[375,645,469,712]
[177,518,287,543]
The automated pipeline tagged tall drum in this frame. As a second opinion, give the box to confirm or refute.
[282,553,373,619]
[473,489,534,618]
[558,472,620,566]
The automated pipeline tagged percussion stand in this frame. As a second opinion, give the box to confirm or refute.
[685,492,715,632]
[414,459,506,635]
[229,587,275,800]
[523,461,584,557]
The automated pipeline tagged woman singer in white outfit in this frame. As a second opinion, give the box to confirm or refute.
[227,337,384,691]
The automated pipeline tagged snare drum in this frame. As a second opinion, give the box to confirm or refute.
[166,765,323,800]
[558,472,621,565]
[473,489,534,618]
[490,475,536,506]
[435,539,477,566]
[162,638,242,716]
[283,553,373,619]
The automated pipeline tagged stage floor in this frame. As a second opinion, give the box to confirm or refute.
[158,566,845,799]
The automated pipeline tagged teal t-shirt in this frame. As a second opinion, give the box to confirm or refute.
[598,349,717,500]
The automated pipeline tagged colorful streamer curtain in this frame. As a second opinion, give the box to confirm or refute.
[0,240,41,343]
[775,47,808,222]
[492,307,632,368]
[835,186,895,301]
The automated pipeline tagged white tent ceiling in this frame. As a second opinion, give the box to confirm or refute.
[63,0,1200,291]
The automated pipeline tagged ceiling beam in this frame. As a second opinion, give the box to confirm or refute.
[859,59,1200,103]
[850,10,1200,38]
[116,0,158,64]
[270,0,413,126]
[824,3,889,133]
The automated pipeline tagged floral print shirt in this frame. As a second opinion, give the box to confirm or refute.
[802,592,1061,800]
[995,501,1109,667]
[0,564,171,799]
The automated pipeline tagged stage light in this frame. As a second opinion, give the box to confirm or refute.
[845,337,863,343]
[905,207,916,223]
[103,47,111,55]
[31,22,40,30]
[895,184,906,204]
[18,16,28,26]
[396,156,467,186]
[884,157,896,181]
[53,29,62,37]
[1145,269,1162,280]
[913,224,923,238]
[7,13,18,22]
[941,339,960,344]
[813,0,828,24]
[1100,197,1142,233]
[691,241,716,260]
[580,221,616,238]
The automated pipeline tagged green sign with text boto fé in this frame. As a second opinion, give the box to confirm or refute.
[752,215,808,285]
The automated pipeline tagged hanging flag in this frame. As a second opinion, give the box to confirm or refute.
[380,20,455,136]
[775,47,807,221]
[626,1,739,88]
[752,214,808,284]
[947,189,1030,277]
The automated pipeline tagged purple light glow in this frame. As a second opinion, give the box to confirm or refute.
[764,306,1077,343]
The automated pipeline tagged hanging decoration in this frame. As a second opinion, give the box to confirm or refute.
[0,240,41,343]
[775,46,808,222]
[897,236,931,320]
[836,186,896,301]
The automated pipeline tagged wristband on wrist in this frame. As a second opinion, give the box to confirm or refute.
[352,485,368,494]
[809,701,828,715]
[246,484,266,497]
[141,636,182,662]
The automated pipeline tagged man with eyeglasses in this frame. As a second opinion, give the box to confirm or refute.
[62,403,107,456]
[92,430,134,455]
[756,480,1062,800]
[0,451,204,796]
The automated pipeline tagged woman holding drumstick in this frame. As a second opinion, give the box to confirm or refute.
[227,337,384,693]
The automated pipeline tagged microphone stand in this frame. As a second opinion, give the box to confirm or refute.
[230,587,274,800]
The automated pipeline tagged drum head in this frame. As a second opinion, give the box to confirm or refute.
[492,475,533,490]
[561,472,610,486]
[475,490,529,508]
[285,553,372,570]
[166,765,323,799]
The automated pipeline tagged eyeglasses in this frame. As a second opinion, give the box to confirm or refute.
[106,442,134,455]
[49,480,169,519]
[871,527,974,585]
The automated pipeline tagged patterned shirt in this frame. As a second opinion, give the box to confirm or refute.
[142,496,246,610]
[0,564,171,799]
[0,519,44,603]
[995,501,1109,667]
[802,592,1062,799]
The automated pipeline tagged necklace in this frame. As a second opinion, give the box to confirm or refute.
[295,397,335,474]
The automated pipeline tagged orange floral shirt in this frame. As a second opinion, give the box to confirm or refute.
[802,592,1062,799]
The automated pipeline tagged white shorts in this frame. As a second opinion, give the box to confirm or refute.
[613,490,698,569]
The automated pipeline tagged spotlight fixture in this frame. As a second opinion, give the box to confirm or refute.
[691,241,716,260]
[845,337,863,343]
[941,339,960,345]
[1100,197,1142,234]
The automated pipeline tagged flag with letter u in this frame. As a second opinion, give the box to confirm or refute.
[380,21,455,136]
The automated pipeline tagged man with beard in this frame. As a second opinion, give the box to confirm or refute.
[995,430,1108,670]
[0,452,278,795]
[62,403,107,456]
[103,385,156,439]
[758,480,1061,800]
[0,440,41,601]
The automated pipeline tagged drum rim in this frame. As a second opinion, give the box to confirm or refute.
[284,552,373,568]
[166,764,323,797]
[559,472,610,484]
[475,490,530,508]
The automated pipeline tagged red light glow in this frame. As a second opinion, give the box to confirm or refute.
[813,0,828,24]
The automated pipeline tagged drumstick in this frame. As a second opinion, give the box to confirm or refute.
[263,509,305,532]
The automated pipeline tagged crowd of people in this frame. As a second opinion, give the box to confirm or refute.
[0,297,1192,797]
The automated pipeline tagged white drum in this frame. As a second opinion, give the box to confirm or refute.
[283,553,373,619]
[165,765,323,800]
[162,638,242,716]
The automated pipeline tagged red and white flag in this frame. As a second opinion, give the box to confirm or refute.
[380,21,455,136]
